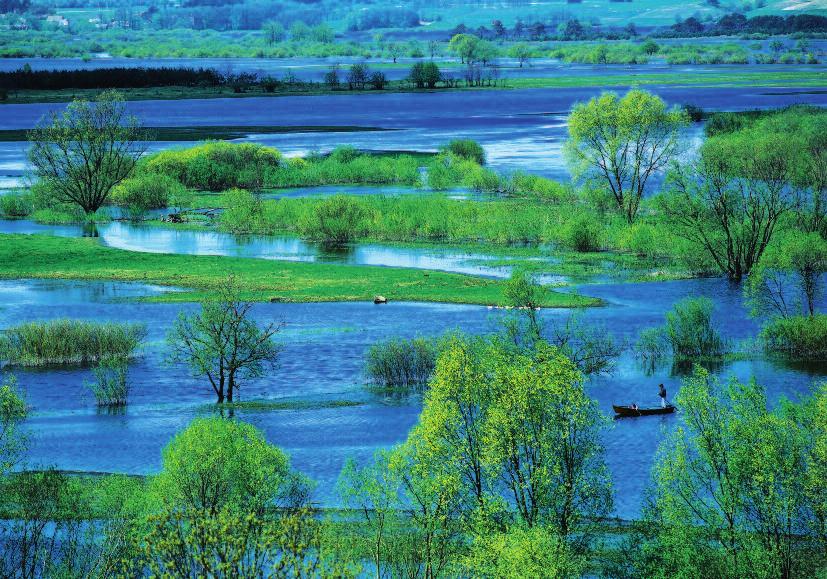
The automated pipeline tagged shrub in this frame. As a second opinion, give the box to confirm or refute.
[111,173,188,214]
[298,195,367,245]
[441,139,486,165]
[618,223,663,258]
[219,188,264,234]
[761,315,827,360]
[85,355,130,406]
[0,319,146,366]
[409,61,442,88]
[365,337,440,389]
[0,192,33,218]
[560,213,602,252]
[149,417,306,513]
[144,142,282,191]
[635,326,670,371]
[507,172,570,202]
[328,146,361,164]
[664,297,725,359]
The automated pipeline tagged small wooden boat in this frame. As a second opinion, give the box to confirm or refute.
[613,404,676,418]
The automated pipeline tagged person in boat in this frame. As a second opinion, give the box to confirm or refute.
[658,383,668,408]
[631,403,639,411]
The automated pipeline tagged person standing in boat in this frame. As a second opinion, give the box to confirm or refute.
[658,383,668,408]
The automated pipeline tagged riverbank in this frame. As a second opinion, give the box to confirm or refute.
[2,69,825,104]
[0,234,599,307]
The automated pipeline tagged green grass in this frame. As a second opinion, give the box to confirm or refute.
[0,234,599,307]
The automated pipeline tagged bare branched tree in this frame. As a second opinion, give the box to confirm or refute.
[166,279,283,404]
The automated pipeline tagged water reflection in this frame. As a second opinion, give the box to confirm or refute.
[0,220,537,279]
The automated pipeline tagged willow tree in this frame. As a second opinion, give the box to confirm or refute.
[646,368,819,579]
[28,90,145,215]
[660,128,796,281]
[565,89,689,223]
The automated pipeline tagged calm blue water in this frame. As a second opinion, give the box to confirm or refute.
[2,278,824,519]
[0,222,543,279]
[0,85,823,182]
[0,55,824,81]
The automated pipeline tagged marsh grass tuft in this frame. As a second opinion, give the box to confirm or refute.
[365,336,442,389]
[85,355,130,406]
[0,319,146,367]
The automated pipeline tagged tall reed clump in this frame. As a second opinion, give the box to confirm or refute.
[365,336,441,390]
[0,319,147,366]
[298,194,368,245]
[85,355,130,406]
[636,297,726,363]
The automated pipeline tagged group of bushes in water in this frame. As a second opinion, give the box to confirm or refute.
[4,97,826,364]
[1,317,827,576]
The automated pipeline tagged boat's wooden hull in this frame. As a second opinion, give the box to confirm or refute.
[613,405,675,418]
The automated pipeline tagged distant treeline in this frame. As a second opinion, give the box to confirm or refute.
[668,14,827,37]
[449,13,827,42]
[0,67,225,91]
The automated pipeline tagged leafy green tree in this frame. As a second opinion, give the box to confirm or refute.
[166,281,282,403]
[418,339,611,543]
[409,61,442,88]
[0,469,104,578]
[661,126,797,281]
[565,90,689,223]
[28,91,145,215]
[645,367,820,579]
[150,417,306,515]
[337,452,402,577]
[387,429,465,579]
[418,335,492,512]
[337,432,464,579]
[125,504,352,577]
[481,343,612,535]
[347,62,370,90]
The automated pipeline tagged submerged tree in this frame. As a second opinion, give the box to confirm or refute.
[565,89,689,223]
[746,232,827,319]
[28,90,145,215]
[661,121,798,281]
[166,280,282,403]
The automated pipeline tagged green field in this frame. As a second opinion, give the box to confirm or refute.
[0,234,599,307]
